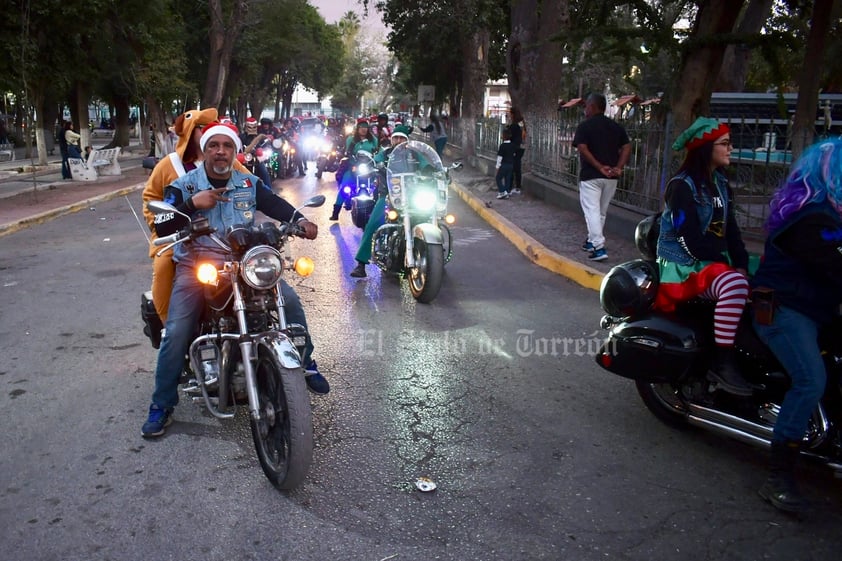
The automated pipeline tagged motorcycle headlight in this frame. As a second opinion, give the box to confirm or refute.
[304,136,319,149]
[320,140,333,152]
[241,246,284,289]
[411,189,437,211]
[358,163,370,175]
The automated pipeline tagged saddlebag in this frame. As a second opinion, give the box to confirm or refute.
[141,291,163,349]
[351,197,375,229]
[595,314,701,383]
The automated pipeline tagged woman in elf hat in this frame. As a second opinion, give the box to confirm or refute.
[655,116,755,396]
[330,119,379,220]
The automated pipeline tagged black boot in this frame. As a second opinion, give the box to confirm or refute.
[329,204,341,221]
[759,440,809,513]
[707,346,755,396]
[350,261,367,278]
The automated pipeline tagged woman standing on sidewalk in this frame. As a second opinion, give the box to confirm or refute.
[64,121,82,160]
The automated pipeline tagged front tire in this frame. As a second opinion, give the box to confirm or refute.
[408,239,444,303]
[250,351,314,490]
[635,381,690,428]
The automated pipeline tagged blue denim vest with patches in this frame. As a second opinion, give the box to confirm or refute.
[657,171,730,266]
[171,166,259,266]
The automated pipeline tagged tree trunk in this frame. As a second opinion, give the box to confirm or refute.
[145,97,170,158]
[32,91,47,166]
[669,0,745,133]
[790,0,840,158]
[459,28,490,158]
[104,95,131,149]
[203,0,249,108]
[74,82,90,153]
[715,0,774,91]
[507,0,569,121]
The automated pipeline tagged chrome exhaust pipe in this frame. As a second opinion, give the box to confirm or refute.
[687,403,842,476]
[687,403,773,449]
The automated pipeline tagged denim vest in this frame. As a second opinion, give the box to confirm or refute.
[657,171,730,266]
[172,166,259,265]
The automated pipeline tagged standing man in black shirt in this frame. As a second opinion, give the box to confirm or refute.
[572,93,631,261]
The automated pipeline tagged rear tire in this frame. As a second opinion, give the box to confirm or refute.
[250,351,313,490]
[635,381,690,428]
[408,240,444,303]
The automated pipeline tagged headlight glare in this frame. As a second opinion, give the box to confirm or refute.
[197,263,219,285]
[411,190,437,211]
[294,257,315,277]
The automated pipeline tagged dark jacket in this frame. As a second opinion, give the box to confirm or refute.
[752,200,842,325]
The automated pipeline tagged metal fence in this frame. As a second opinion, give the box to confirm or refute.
[444,111,829,240]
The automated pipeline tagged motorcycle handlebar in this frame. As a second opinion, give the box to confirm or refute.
[153,232,181,246]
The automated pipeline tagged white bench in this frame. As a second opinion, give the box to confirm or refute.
[0,142,14,162]
[68,147,122,181]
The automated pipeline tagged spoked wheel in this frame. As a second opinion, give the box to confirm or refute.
[635,381,690,428]
[408,239,444,303]
[250,351,313,490]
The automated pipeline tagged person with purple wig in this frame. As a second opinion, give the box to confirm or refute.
[751,137,842,513]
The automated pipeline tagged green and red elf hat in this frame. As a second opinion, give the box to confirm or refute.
[672,117,730,151]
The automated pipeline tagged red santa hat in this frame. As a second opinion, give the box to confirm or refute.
[200,122,243,152]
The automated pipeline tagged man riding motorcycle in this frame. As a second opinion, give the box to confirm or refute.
[282,117,306,177]
[141,122,330,438]
[349,124,413,278]
[239,116,273,187]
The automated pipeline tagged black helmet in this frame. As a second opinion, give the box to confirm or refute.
[260,117,272,126]
[378,112,388,121]
[635,213,661,261]
[599,259,659,318]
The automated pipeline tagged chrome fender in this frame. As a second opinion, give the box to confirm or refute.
[406,223,442,268]
[412,222,443,245]
[253,332,303,369]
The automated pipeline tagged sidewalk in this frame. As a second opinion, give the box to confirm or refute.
[0,142,149,237]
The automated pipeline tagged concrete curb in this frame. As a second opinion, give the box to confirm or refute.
[450,180,605,292]
[0,182,145,238]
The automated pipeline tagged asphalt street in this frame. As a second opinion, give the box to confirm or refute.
[0,163,841,560]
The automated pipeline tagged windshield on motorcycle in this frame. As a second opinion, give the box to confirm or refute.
[385,140,447,215]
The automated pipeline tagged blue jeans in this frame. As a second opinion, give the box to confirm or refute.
[496,164,513,193]
[152,262,312,409]
[752,305,827,442]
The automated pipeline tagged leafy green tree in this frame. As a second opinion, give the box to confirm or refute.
[329,12,379,116]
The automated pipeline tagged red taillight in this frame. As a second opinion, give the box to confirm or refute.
[599,353,613,368]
